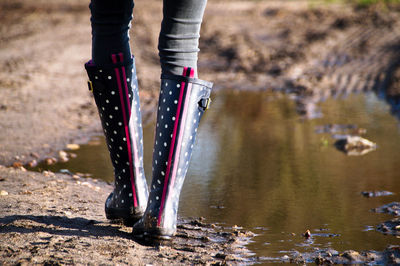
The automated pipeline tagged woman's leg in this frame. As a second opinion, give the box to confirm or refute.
[90,0,134,65]
[132,0,212,240]
[85,0,148,225]
[158,0,208,78]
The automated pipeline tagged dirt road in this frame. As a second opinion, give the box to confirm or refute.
[1,0,400,264]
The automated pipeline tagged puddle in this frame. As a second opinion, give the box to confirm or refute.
[29,90,400,261]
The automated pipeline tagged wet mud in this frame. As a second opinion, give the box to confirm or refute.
[280,203,400,264]
[373,202,400,216]
[377,218,400,237]
[1,0,400,264]
[287,245,400,265]
[373,202,400,238]
[372,202,400,247]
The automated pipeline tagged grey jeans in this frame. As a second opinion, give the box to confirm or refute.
[90,0,207,77]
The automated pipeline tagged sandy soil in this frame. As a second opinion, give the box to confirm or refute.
[1,0,400,264]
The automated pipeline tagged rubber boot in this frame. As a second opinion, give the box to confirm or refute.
[85,53,148,224]
[132,67,212,240]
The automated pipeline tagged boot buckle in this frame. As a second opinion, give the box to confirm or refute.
[199,98,211,110]
[87,80,94,92]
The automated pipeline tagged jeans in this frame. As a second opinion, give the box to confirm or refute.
[90,0,207,77]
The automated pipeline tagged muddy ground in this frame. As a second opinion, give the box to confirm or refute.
[1,0,400,264]
[0,166,255,265]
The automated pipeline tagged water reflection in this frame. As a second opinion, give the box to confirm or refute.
[295,67,400,121]
[181,90,400,258]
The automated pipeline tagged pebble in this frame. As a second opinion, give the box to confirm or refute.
[81,182,93,189]
[12,162,23,168]
[42,170,55,177]
[45,157,57,165]
[314,256,324,264]
[59,169,74,175]
[0,190,9,196]
[342,250,362,261]
[201,236,210,242]
[215,253,226,259]
[66,144,80,150]
[58,150,69,162]
[27,160,38,168]
[303,230,311,238]
[30,152,40,159]
[76,172,92,177]
[334,135,376,156]
[37,232,52,239]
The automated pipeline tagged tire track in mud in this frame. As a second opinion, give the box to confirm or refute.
[287,9,400,118]
[300,27,400,94]
[200,2,400,119]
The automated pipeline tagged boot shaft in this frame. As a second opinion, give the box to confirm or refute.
[145,67,212,233]
[85,54,148,211]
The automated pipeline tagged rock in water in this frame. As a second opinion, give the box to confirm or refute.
[303,230,311,238]
[372,202,400,216]
[334,135,376,156]
[361,191,394,198]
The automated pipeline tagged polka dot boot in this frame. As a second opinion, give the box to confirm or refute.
[132,67,212,240]
[85,53,148,225]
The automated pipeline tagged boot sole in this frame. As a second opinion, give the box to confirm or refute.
[132,232,172,246]
[132,227,174,243]
[106,208,143,226]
